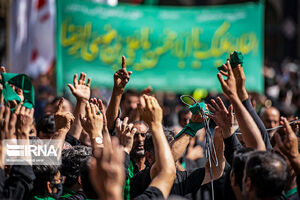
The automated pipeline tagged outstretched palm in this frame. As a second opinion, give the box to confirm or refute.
[207,97,233,131]
[68,72,91,101]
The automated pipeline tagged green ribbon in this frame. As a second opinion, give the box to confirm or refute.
[174,103,208,139]
[285,187,298,198]
[0,73,35,109]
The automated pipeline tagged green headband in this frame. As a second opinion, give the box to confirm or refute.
[1,73,35,109]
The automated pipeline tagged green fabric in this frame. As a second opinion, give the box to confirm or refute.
[60,187,75,199]
[181,161,186,169]
[285,187,298,198]
[174,102,207,139]
[189,103,201,115]
[230,51,244,68]
[123,161,134,200]
[189,102,209,115]
[218,51,244,71]
[175,121,205,138]
[0,73,35,109]
[29,195,55,200]
[56,0,264,94]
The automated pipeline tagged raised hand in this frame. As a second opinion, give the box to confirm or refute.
[275,117,299,160]
[80,102,103,139]
[68,72,91,101]
[113,56,132,91]
[0,105,17,140]
[89,137,124,200]
[140,95,162,126]
[206,97,234,138]
[54,98,75,134]
[190,112,204,123]
[230,53,248,101]
[90,98,107,126]
[275,117,300,174]
[217,60,238,99]
[16,105,34,139]
[116,117,137,154]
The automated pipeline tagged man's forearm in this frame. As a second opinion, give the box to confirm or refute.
[69,100,85,139]
[171,134,191,161]
[106,87,123,132]
[151,123,174,171]
[242,99,272,150]
[150,122,176,199]
[289,155,300,175]
[203,130,225,185]
[229,96,266,150]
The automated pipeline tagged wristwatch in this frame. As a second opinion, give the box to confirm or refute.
[94,136,103,145]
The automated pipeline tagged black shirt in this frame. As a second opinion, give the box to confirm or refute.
[133,186,164,200]
[130,167,205,199]
[0,164,35,200]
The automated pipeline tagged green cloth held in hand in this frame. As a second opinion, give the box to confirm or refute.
[188,102,209,115]
[230,51,244,68]
[1,73,35,109]
[218,51,244,71]
[174,102,207,139]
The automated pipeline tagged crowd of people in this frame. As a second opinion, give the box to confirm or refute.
[0,53,299,200]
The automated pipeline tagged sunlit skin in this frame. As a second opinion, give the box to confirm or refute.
[261,107,280,139]
[131,123,148,171]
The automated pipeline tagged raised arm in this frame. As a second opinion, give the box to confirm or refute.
[80,102,104,152]
[89,137,125,200]
[52,98,75,150]
[106,56,132,132]
[275,117,300,175]
[141,95,176,199]
[206,97,242,165]
[202,126,226,185]
[0,105,35,200]
[217,60,265,151]
[232,60,272,150]
[171,113,204,161]
[67,73,91,140]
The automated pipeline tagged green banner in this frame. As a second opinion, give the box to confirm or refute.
[56,0,264,93]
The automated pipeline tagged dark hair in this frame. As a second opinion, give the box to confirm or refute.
[60,145,92,187]
[80,157,98,199]
[121,89,139,103]
[144,127,175,153]
[51,96,64,105]
[177,107,190,122]
[32,159,60,196]
[231,148,254,190]
[245,151,288,198]
[133,120,149,130]
[36,114,55,135]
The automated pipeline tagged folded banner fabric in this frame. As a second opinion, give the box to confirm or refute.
[56,0,264,93]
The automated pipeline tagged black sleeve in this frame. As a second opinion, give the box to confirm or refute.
[133,186,164,200]
[224,134,243,166]
[0,168,6,195]
[242,99,273,150]
[1,164,35,200]
[62,190,87,200]
[130,168,152,199]
[65,133,81,146]
[173,168,205,197]
[124,152,130,181]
